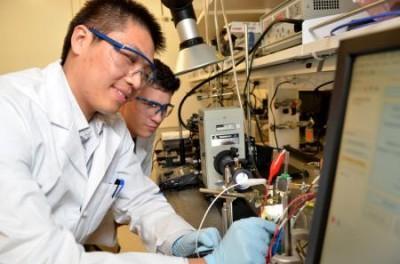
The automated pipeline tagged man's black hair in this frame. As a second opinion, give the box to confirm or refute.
[152,59,180,94]
[61,0,165,65]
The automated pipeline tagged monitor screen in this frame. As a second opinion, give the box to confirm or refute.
[306,26,400,264]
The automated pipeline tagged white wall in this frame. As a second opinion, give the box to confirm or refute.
[0,0,76,73]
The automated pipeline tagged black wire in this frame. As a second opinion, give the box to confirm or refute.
[269,81,292,149]
[250,93,257,109]
[177,18,304,128]
[178,68,230,130]
[250,92,264,108]
[242,18,302,98]
[313,80,334,92]
[250,80,260,94]
[249,84,262,113]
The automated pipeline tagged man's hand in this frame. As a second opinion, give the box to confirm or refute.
[204,217,275,264]
[172,227,221,257]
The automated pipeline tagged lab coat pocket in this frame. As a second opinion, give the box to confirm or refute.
[85,182,118,236]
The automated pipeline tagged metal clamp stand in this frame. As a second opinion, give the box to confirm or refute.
[221,196,236,235]
[221,165,234,234]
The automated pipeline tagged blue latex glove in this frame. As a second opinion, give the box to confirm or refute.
[172,227,221,257]
[204,217,275,264]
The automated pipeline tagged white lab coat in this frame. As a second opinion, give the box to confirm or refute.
[0,61,194,264]
[135,134,156,177]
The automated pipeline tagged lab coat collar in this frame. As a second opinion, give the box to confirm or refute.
[64,75,89,133]
[42,61,106,134]
[43,61,74,130]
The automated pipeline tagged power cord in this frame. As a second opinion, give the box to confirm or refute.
[313,80,334,92]
[195,183,241,257]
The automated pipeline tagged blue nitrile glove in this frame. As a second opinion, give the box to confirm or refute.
[172,227,221,257]
[204,217,275,264]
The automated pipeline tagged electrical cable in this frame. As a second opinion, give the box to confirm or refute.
[275,192,316,226]
[304,175,320,193]
[219,0,246,134]
[271,228,284,256]
[242,18,301,100]
[246,90,265,154]
[177,18,304,129]
[250,80,260,93]
[266,192,316,263]
[195,183,241,257]
[313,80,334,92]
[245,17,294,90]
[291,202,309,229]
[250,92,264,109]
[177,65,230,130]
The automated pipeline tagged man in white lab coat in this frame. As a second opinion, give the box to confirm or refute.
[0,0,275,264]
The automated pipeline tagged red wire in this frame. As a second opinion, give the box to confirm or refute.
[267,150,287,185]
[265,193,316,263]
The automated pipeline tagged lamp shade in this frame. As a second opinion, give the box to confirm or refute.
[175,43,223,75]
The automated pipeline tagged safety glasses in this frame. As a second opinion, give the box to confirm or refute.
[88,27,155,89]
[135,96,174,118]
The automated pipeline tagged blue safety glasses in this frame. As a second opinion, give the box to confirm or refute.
[88,27,155,70]
[135,96,174,118]
[88,27,156,90]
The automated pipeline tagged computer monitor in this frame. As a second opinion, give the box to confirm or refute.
[306,26,400,264]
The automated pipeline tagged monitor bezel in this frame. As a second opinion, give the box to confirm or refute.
[306,26,400,264]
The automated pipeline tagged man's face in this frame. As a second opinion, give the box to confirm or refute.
[120,85,172,138]
[69,20,155,119]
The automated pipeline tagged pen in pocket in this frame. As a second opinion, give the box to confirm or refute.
[112,178,125,198]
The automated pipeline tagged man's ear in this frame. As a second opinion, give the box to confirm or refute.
[70,25,93,56]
